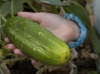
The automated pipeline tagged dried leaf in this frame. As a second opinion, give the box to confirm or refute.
[70,48,78,60]
[32,62,44,70]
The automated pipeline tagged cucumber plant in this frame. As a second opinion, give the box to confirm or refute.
[0,0,94,67]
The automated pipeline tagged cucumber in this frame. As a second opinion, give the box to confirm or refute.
[4,16,70,65]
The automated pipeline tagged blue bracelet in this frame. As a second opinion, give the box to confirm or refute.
[63,13,87,48]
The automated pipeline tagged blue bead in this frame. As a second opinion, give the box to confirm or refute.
[63,13,87,48]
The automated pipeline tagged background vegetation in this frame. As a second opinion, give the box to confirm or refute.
[0,0,100,74]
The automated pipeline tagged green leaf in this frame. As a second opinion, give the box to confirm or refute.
[2,0,10,2]
[50,5,58,14]
[89,27,100,56]
[34,0,66,6]
[1,2,10,17]
[13,0,27,14]
[63,5,91,29]
[0,0,4,8]
[1,0,27,17]
[2,48,11,57]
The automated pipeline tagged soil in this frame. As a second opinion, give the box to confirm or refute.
[7,60,37,74]
[7,56,96,74]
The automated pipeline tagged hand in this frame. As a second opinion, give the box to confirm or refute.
[4,12,80,64]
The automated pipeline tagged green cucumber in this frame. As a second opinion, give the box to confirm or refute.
[4,16,70,65]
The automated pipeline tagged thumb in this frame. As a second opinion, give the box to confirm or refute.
[17,12,44,24]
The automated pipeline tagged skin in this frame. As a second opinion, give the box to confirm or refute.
[4,12,93,64]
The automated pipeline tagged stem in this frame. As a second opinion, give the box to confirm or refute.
[0,13,7,23]
[11,0,14,17]
[27,0,38,12]
[2,58,24,63]
[0,67,4,74]
[0,12,6,45]
[0,12,1,41]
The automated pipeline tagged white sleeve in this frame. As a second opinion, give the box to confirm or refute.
[93,0,100,34]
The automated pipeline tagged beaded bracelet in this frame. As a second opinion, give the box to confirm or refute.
[63,13,87,48]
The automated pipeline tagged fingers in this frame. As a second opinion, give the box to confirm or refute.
[5,43,27,58]
[13,49,28,58]
[4,37,28,58]
[17,12,44,24]
[15,50,37,63]
[31,59,37,64]
[4,37,37,62]
[4,37,10,43]
[6,44,37,62]
[6,44,16,51]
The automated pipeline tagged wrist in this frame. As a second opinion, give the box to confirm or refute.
[61,19,81,43]
[67,20,81,41]
[63,13,87,48]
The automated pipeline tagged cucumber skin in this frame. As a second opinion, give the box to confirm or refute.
[4,16,70,65]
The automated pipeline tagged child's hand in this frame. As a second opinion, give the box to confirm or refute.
[4,12,81,64]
